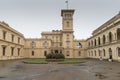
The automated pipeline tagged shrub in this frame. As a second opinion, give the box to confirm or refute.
[46,53,65,59]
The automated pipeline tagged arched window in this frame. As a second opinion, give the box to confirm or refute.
[94,39,96,46]
[109,32,112,42]
[103,35,106,44]
[77,42,82,48]
[117,28,120,40]
[98,37,101,45]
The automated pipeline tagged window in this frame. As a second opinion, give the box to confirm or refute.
[98,50,101,56]
[88,51,90,56]
[78,51,81,56]
[43,41,48,47]
[2,46,6,56]
[56,43,58,47]
[103,49,106,57]
[32,51,34,56]
[60,50,62,54]
[18,48,20,56]
[66,42,70,47]
[3,31,6,40]
[31,41,36,47]
[109,32,112,42]
[52,36,54,40]
[91,51,93,56]
[66,51,70,56]
[66,34,69,40]
[56,36,58,42]
[103,35,106,44]
[60,36,62,41]
[88,42,90,47]
[118,48,120,57]
[77,42,82,48]
[11,47,14,56]
[11,35,14,42]
[94,39,96,46]
[98,37,101,45]
[44,51,47,56]
[91,40,93,46]
[18,37,20,43]
[117,28,120,40]
[45,36,48,39]
[60,43,62,46]
[94,50,96,56]
[66,21,69,27]
[65,14,71,18]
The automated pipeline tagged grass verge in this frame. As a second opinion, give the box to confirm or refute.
[23,59,48,64]
[23,59,85,64]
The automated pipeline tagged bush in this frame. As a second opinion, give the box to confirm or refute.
[46,53,65,59]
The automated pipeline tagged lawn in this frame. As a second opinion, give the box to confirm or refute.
[23,59,48,64]
[23,59,85,64]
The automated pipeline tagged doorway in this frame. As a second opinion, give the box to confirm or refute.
[109,48,112,59]
[55,50,58,53]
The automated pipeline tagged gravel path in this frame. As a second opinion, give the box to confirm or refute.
[0,59,120,80]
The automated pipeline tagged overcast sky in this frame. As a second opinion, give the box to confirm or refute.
[0,0,120,39]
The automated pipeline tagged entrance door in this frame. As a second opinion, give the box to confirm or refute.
[109,48,112,59]
[55,50,58,53]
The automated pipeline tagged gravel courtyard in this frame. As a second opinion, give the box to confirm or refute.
[0,59,120,80]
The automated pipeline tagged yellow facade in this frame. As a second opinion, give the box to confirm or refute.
[87,13,120,61]
[0,9,86,60]
[0,9,120,61]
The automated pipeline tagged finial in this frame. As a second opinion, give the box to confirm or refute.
[65,0,69,9]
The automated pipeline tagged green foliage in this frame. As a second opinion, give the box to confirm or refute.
[46,53,65,59]
[23,59,48,64]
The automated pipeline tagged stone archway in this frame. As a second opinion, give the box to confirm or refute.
[109,48,112,60]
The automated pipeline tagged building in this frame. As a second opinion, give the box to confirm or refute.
[87,12,120,61]
[0,8,120,61]
[0,9,86,60]
[0,21,25,60]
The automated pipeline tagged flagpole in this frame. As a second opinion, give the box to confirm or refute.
[66,0,69,9]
